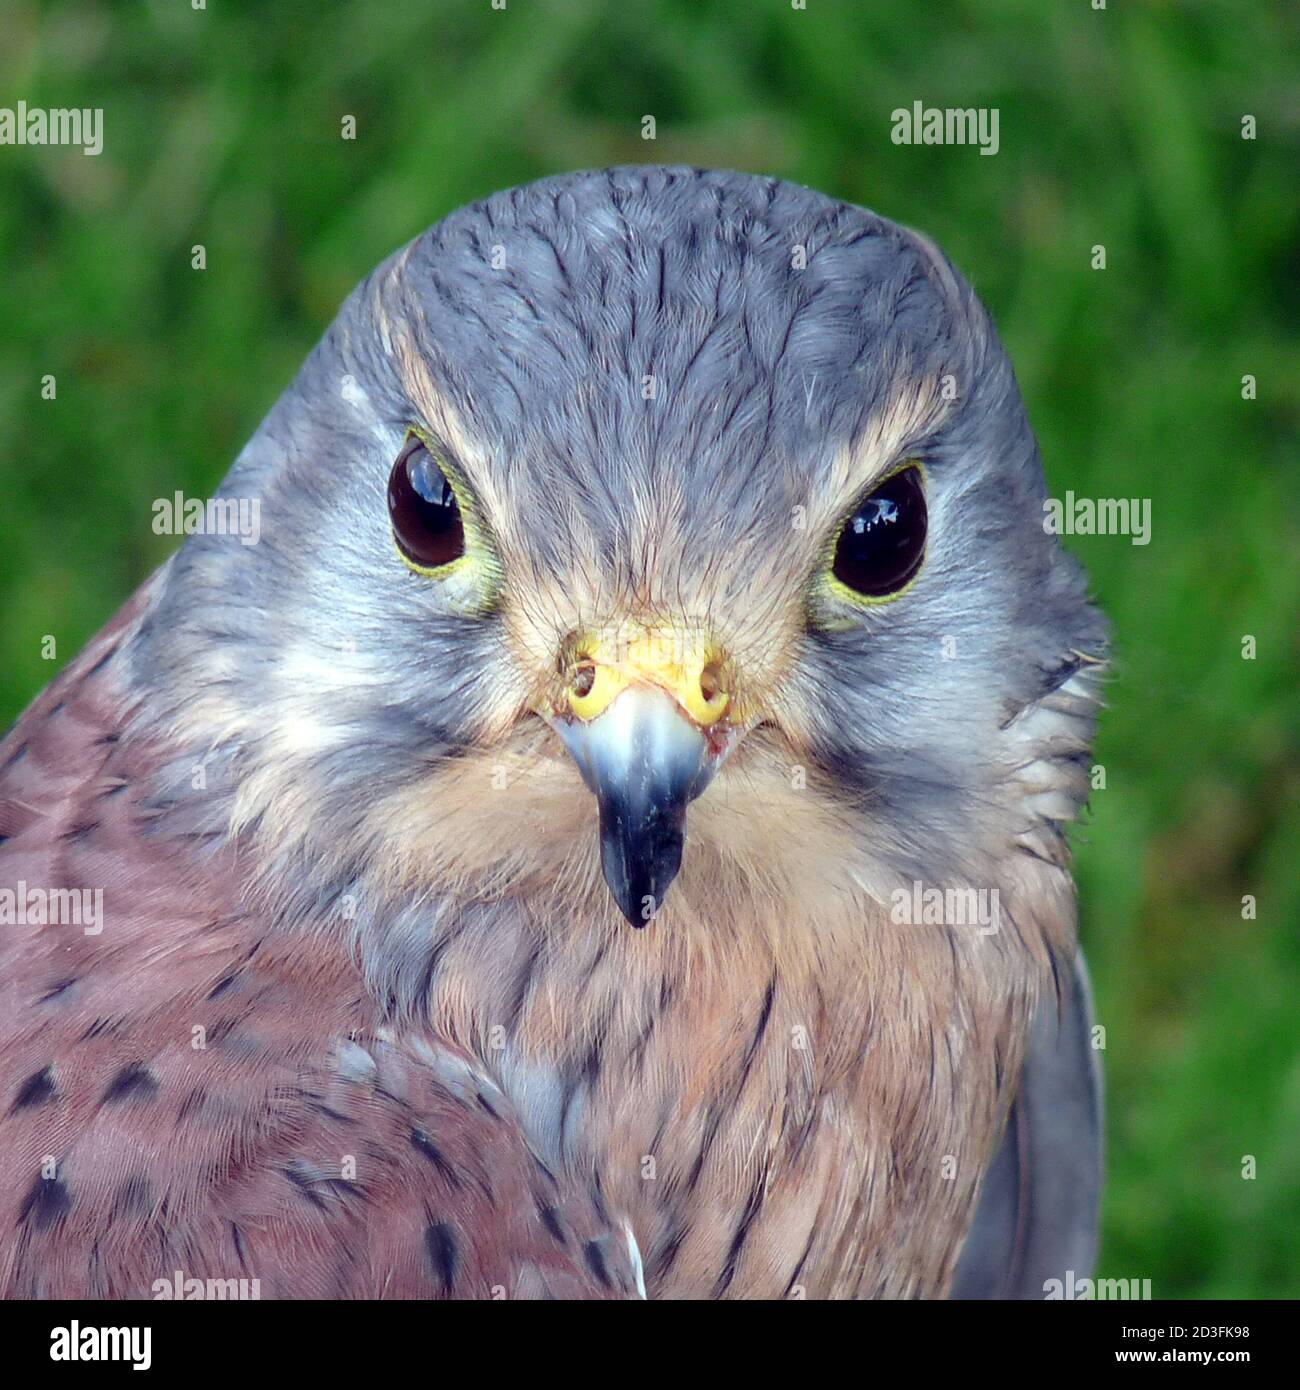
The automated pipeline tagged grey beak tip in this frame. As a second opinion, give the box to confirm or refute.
[599,800,685,928]
[554,685,713,930]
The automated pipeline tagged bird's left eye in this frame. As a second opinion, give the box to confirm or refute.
[388,435,465,571]
[831,464,927,599]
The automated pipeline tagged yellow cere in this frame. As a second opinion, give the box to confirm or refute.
[567,629,730,727]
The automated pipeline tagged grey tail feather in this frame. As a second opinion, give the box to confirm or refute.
[950,948,1104,1299]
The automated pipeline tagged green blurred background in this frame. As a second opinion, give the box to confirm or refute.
[1,0,1296,1296]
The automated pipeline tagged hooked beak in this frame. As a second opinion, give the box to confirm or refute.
[546,631,735,926]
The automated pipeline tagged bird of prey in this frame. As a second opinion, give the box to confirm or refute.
[0,167,1104,1300]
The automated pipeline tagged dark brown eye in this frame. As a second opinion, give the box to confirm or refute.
[831,465,927,598]
[388,435,465,570]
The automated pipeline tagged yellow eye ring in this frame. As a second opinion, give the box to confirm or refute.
[389,426,502,606]
[813,459,929,619]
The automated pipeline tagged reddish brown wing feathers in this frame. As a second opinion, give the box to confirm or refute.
[0,592,635,1299]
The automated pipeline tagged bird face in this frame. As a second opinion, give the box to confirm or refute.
[384,409,938,928]
[136,168,1103,949]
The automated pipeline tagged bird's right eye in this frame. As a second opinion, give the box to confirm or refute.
[388,434,466,572]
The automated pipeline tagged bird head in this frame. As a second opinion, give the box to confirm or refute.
[133,167,1104,951]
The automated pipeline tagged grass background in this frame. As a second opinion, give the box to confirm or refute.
[1,0,1296,1296]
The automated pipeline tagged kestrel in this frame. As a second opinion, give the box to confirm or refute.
[0,167,1104,1300]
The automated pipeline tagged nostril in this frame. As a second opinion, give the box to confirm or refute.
[699,662,725,705]
[571,661,597,699]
